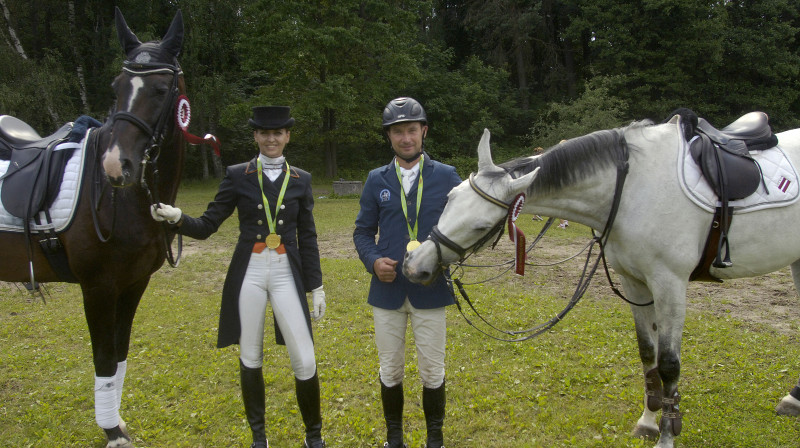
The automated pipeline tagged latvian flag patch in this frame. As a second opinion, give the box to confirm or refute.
[778,177,792,193]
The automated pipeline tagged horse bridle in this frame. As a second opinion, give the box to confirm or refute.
[111,62,183,190]
[428,173,509,264]
[432,135,640,342]
[94,61,184,266]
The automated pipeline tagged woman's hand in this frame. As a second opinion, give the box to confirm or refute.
[310,287,326,320]
[150,203,183,224]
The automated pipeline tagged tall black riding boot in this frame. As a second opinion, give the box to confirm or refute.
[296,371,325,448]
[381,380,406,448]
[423,381,446,448]
[239,360,268,448]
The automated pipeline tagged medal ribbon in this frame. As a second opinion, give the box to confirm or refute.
[395,155,424,242]
[257,158,291,237]
[508,193,526,275]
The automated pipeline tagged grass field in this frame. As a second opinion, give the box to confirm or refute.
[1,180,799,447]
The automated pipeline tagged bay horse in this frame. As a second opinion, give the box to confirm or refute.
[403,116,800,448]
[0,8,190,448]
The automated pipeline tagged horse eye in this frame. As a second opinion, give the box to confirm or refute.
[153,84,169,96]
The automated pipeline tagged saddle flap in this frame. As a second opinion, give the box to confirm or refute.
[1,142,76,219]
[690,134,762,200]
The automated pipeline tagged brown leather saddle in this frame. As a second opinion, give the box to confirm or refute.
[685,111,779,278]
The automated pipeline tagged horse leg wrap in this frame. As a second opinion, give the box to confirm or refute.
[94,375,120,429]
[644,368,663,412]
[659,392,682,436]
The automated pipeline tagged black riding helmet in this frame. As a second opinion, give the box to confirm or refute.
[383,97,428,163]
[382,97,427,130]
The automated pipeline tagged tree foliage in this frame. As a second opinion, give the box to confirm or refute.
[0,0,798,179]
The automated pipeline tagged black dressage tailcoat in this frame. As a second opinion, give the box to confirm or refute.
[178,156,322,348]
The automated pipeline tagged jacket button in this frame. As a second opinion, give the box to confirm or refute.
[280,204,285,210]
[257,220,263,225]
[278,220,284,225]
[257,234,262,240]
[257,204,263,209]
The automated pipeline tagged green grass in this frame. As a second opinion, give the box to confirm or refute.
[1,181,799,447]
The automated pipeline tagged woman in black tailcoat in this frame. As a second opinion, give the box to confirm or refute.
[152,106,327,448]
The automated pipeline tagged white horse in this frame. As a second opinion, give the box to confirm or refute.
[403,114,800,448]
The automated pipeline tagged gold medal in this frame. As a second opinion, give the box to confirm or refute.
[406,240,421,252]
[265,233,281,249]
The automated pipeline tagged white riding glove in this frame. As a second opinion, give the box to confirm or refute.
[150,202,183,224]
[310,286,326,321]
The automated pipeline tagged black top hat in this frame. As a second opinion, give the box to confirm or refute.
[249,106,295,130]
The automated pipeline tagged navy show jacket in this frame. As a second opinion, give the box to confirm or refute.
[353,155,462,309]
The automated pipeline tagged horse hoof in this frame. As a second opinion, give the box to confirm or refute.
[104,424,133,448]
[106,438,134,448]
[631,422,660,440]
[776,394,800,416]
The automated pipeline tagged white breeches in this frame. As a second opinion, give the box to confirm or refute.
[238,250,316,380]
[373,298,446,389]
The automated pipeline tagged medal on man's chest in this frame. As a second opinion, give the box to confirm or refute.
[406,240,421,252]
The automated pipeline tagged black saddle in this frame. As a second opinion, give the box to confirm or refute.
[683,110,779,270]
[689,112,778,200]
[0,115,75,219]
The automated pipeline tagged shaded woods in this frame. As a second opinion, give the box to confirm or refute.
[1,0,799,179]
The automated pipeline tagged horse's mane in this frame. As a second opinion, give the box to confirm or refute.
[495,120,653,194]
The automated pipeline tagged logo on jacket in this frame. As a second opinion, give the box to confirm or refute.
[380,189,391,202]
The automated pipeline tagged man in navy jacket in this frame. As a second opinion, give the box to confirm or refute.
[354,97,461,448]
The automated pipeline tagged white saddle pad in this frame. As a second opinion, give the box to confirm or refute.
[0,130,89,233]
[677,133,800,214]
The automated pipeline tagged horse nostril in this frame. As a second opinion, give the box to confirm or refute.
[120,159,134,180]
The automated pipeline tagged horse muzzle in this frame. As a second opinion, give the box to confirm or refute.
[403,242,443,285]
[102,148,136,187]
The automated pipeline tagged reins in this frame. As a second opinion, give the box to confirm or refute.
[441,134,647,342]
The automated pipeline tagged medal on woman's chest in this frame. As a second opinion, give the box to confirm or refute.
[257,158,291,250]
[265,233,282,249]
[395,157,424,253]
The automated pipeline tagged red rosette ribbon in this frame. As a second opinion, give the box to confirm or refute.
[175,95,221,157]
[508,193,526,275]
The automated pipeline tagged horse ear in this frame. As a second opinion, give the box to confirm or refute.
[477,128,496,172]
[115,7,142,56]
[510,167,539,195]
[160,10,184,59]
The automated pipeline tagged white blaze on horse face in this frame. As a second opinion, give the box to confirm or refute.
[103,76,145,182]
[126,77,145,112]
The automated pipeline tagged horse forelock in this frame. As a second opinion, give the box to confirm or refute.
[497,120,652,195]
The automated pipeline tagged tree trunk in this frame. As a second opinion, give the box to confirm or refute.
[67,0,89,113]
[0,0,26,59]
[514,44,529,110]
[324,107,337,179]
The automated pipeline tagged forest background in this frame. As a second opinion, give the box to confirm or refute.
[1,0,799,181]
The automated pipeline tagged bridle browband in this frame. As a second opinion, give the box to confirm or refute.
[430,134,643,342]
[94,61,184,267]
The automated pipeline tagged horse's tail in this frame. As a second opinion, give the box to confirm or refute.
[664,107,698,141]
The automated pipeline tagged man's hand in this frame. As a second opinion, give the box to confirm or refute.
[373,257,398,283]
